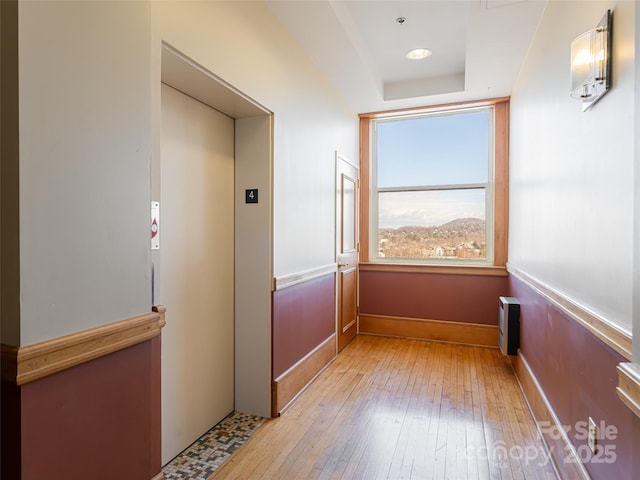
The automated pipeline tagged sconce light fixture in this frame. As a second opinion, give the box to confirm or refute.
[570,10,612,111]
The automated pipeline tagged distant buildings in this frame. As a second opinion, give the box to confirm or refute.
[377,219,486,260]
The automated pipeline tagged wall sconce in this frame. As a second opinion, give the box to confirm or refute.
[570,10,612,111]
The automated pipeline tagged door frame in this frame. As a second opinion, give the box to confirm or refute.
[153,43,274,420]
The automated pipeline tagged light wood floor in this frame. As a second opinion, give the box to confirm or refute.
[211,335,558,480]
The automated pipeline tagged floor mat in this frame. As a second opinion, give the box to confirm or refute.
[163,411,266,480]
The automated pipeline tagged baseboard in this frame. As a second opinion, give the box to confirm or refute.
[359,314,498,347]
[511,353,590,480]
[1,306,166,385]
[272,333,336,416]
[151,473,165,480]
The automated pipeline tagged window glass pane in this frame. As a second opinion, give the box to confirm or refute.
[377,189,486,260]
[376,110,489,188]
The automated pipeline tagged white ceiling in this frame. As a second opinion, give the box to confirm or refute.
[265,0,548,114]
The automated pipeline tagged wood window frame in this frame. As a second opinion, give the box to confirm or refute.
[359,97,510,275]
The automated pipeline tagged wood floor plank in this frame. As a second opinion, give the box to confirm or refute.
[321,338,388,478]
[210,336,558,480]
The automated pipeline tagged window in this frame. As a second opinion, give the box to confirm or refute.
[360,99,508,269]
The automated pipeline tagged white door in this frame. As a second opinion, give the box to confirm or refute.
[160,84,235,464]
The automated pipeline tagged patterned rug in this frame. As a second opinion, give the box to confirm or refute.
[163,411,266,480]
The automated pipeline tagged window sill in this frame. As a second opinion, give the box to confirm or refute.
[359,262,508,277]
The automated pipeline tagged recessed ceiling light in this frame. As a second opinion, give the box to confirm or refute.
[406,48,432,60]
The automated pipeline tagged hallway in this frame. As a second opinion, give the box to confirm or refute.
[211,336,558,479]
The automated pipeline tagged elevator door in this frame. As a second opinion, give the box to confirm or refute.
[160,83,235,464]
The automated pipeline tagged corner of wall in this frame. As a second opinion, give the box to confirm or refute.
[0,0,21,347]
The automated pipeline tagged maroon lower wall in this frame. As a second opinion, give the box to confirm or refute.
[360,270,509,325]
[272,273,335,379]
[2,337,162,480]
[510,275,637,479]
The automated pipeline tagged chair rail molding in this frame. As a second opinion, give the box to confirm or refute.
[617,362,640,418]
[1,307,166,385]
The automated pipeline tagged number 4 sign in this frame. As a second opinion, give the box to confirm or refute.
[245,189,258,204]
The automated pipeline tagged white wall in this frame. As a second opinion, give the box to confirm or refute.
[151,0,358,278]
[510,0,636,332]
[17,1,152,345]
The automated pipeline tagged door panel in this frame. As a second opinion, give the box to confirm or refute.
[337,155,359,352]
[340,267,357,334]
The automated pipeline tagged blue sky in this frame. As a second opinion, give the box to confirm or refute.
[375,110,489,228]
